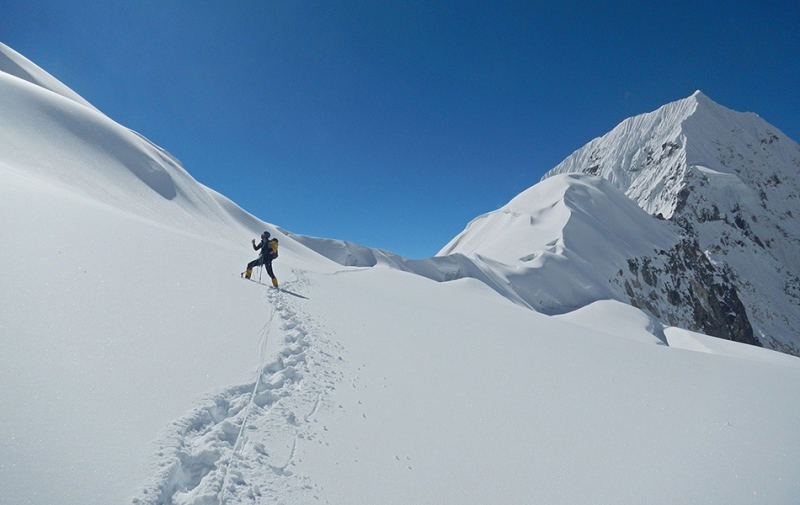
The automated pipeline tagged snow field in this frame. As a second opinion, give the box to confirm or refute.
[290,267,800,505]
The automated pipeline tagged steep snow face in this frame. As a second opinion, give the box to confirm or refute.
[543,91,701,218]
[544,91,800,235]
[542,91,800,353]
[680,106,800,353]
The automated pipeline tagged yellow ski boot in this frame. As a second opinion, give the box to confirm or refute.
[272,277,279,288]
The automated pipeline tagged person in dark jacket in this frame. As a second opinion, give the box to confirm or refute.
[244,231,278,287]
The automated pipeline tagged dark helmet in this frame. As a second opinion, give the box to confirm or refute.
[262,231,270,239]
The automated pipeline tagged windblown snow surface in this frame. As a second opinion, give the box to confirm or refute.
[2,42,800,505]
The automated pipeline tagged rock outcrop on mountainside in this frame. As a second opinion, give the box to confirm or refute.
[614,237,758,347]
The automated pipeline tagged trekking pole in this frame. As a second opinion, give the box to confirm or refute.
[258,263,263,284]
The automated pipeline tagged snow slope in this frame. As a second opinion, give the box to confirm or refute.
[0,41,333,504]
[2,43,800,505]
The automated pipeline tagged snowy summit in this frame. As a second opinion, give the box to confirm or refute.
[543,90,800,354]
[2,42,800,505]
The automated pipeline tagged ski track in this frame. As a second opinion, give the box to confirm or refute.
[133,269,343,505]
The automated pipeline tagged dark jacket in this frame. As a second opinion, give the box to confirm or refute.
[253,238,276,261]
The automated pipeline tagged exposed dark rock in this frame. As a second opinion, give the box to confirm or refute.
[620,238,759,346]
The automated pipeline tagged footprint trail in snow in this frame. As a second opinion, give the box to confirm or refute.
[133,270,342,505]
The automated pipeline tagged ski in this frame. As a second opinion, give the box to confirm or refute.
[240,273,275,287]
[240,275,307,298]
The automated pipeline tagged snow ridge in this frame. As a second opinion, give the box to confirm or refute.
[0,42,266,243]
[0,41,98,110]
[133,271,341,505]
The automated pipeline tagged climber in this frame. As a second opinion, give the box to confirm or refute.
[243,231,279,287]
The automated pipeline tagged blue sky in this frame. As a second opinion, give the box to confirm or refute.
[3,1,798,258]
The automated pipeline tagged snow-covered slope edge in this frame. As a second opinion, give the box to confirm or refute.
[0,41,97,110]
[0,42,341,274]
[284,231,537,308]
[543,91,800,354]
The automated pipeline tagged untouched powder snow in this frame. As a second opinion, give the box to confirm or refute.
[2,43,800,505]
[296,269,800,504]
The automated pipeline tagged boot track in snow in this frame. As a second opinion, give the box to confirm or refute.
[132,270,341,505]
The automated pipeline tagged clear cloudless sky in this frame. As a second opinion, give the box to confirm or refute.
[2,1,799,258]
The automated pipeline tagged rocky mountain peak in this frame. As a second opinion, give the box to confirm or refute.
[543,92,800,354]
